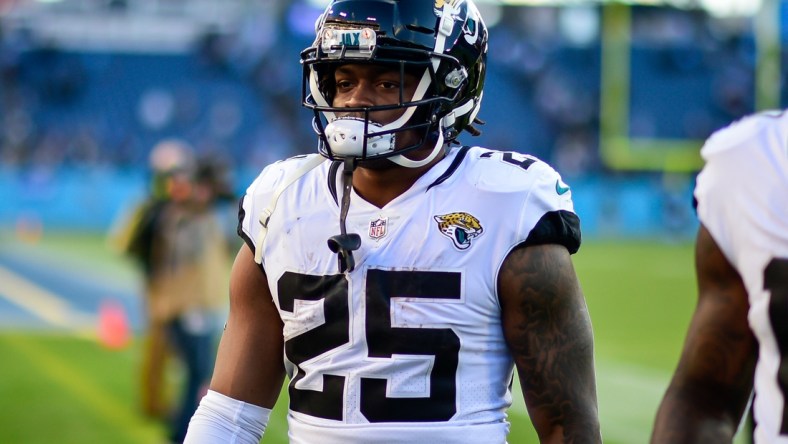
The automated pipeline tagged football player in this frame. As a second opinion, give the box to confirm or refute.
[185,0,601,442]
[652,110,788,443]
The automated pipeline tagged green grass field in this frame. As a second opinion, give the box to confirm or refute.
[0,231,748,443]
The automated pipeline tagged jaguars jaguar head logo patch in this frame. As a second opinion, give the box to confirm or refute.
[434,212,483,250]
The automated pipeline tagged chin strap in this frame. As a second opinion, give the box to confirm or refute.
[388,128,446,168]
[327,157,361,273]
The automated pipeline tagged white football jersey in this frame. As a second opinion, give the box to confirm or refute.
[695,110,788,443]
[238,146,580,443]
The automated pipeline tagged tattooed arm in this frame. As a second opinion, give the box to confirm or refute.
[651,225,757,443]
[499,243,601,443]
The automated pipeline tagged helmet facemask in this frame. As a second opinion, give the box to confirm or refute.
[303,36,461,168]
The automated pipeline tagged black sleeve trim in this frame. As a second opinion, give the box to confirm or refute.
[522,210,582,254]
[692,175,699,214]
[236,195,255,252]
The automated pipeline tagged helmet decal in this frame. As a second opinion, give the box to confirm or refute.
[434,0,463,15]
[463,5,481,44]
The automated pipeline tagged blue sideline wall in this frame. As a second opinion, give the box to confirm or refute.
[0,167,698,240]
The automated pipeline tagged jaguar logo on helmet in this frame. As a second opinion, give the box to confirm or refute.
[434,0,480,45]
[462,4,481,44]
[434,0,463,15]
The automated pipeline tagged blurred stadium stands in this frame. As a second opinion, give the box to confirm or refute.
[0,0,778,238]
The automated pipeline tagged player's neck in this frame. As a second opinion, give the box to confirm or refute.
[353,148,446,208]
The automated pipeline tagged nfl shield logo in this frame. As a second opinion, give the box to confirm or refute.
[368,217,388,239]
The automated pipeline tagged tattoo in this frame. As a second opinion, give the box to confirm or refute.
[499,244,600,443]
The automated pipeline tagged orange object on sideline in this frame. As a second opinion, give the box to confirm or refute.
[98,299,131,349]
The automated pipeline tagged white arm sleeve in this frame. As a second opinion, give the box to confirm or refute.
[183,390,272,444]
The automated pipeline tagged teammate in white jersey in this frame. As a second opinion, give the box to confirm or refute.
[185,0,601,442]
[652,110,788,443]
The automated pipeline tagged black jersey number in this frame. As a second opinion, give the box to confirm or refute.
[480,150,536,170]
[277,270,461,422]
[766,258,788,435]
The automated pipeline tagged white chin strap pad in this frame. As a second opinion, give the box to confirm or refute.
[325,116,446,169]
[325,118,395,157]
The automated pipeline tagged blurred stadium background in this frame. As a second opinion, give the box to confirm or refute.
[0,0,780,442]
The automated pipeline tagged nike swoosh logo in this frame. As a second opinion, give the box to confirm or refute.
[555,179,570,195]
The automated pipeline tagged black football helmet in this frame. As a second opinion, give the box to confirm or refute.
[301,0,488,168]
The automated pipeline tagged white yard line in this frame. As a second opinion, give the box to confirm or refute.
[0,265,96,329]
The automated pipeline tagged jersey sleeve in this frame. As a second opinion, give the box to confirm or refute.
[518,161,581,254]
[694,110,788,264]
[237,154,324,258]
[237,163,279,254]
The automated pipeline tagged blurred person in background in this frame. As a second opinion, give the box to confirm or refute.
[185,0,600,443]
[651,110,788,443]
[110,139,231,443]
